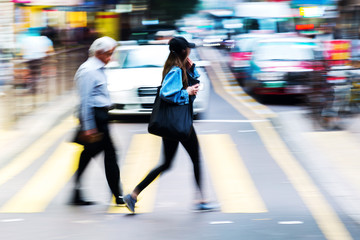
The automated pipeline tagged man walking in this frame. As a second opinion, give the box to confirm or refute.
[71,36,124,205]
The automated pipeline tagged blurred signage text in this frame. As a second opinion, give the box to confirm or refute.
[295,24,314,30]
[114,4,132,13]
[0,1,15,49]
[324,40,351,65]
[12,0,83,5]
[299,6,325,18]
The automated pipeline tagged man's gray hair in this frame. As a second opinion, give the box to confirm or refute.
[89,36,117,57]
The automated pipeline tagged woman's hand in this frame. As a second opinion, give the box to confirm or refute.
[187,84,200,96]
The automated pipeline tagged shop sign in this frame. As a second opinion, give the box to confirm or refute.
[15,0,83,5]
[323,40,351,65]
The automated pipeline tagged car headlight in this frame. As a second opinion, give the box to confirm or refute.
[254,72,285,81]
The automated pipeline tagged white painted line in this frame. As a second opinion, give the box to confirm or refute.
[235,96,253,100]
[278,221,304,225]
[72,220,98,224]
[238,130,257,133]
[1,219,24,223]
[200,130,220,133]
[210,221,234,225]
[194,119,268,123]
[224,86,240,89]
[231,90,245,94]
[252,218,272,221]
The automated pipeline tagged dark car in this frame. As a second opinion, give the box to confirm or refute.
[244,37,325,97]
[229,33,282,84]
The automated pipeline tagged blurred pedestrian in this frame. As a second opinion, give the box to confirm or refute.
[71,36,124,206]
[124,36,216,213]
[21,29,54,92]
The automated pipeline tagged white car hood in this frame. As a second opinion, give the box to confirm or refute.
[255,60,314,72]
[106,68,163,91]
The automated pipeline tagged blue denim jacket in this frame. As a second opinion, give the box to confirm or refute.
[160,65,200,105]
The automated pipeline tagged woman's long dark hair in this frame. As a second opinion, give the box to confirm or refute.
[162,49,188,88]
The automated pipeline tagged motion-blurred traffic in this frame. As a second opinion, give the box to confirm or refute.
[2,1,360,240]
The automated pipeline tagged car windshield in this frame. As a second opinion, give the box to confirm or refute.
[254,42,316,61]
[112,46,169,68]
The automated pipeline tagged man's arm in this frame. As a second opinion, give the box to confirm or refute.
[77,70,98,134]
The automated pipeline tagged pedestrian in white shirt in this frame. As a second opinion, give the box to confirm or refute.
[71,36,124,206]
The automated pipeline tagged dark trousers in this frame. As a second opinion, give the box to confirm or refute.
[27,59,42,92]
[135,126,202,195]
[75,108,122,198]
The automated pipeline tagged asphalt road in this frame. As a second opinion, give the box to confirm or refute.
[0,47,359,240]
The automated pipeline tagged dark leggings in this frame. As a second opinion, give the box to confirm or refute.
[75,108,121,198]
[135,126,202,196]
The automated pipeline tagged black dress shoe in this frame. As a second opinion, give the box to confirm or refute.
[70,198,96,206]
[70,189,95,206]
[116,196,125,205]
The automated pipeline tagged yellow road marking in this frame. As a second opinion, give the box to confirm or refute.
[203,63,274,119]
[0,116,76,187]
[0,142,82,213]
[253,121,352,240]
[200,47,352,239]
[251,105,270,110]
[303,131,360,192]
[242,98,258,103]
[108,134,161,213]
[199,134,267,213]
[200,48,276,119]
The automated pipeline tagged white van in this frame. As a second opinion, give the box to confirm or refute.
[234,2,296,33]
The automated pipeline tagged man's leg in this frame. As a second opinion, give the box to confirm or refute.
[103,133,122,203]
[71,142,102,205]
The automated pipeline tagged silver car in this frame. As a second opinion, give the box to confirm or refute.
[105,44,210,116]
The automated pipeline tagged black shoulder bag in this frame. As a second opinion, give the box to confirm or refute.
[148,86,193,141]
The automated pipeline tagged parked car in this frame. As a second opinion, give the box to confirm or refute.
[105,44,210,116]
[234,2,295,33]
[244,37,326,97]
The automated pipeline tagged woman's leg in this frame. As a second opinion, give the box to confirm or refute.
[133,138,179,196]
[181,127,204,199]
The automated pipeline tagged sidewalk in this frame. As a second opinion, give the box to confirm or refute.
[0,91,77,166]
[274,110,360,224]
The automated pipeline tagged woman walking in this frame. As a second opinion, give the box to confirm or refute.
[124,36,215,213]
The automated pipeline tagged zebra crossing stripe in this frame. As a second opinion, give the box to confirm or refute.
[0,142,82,213]
[108,134,162,213]
[0,116,76,187]
[199,134,267,213]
